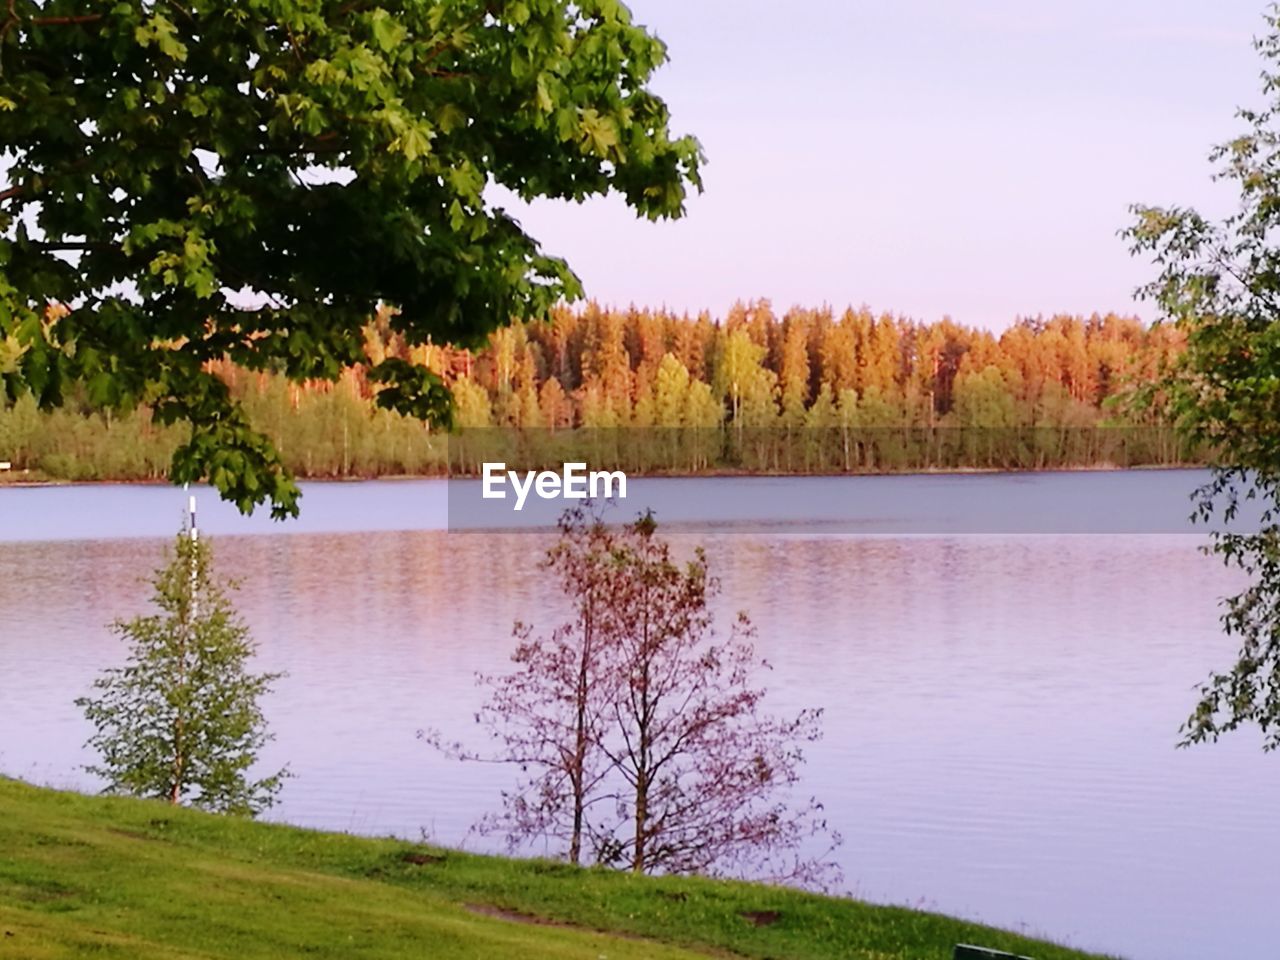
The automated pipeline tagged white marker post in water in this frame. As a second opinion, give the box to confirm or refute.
[185,485,198,619]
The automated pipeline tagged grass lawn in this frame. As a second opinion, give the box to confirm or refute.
[0,777,1119,960]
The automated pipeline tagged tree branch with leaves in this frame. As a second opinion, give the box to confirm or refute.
[1125,4,1280,750]
[0,0,702,516]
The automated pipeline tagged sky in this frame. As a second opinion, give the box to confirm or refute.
[493,1,1268,330]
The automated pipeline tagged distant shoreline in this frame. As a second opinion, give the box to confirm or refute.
[0,461,1206,492]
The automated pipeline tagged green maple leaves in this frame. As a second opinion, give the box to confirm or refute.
[134,12,187,61]
[1125,8,1280,751]
[0,0,702,516]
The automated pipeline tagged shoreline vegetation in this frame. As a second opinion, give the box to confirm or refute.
[0,303,1191,490]
[0,457,1200,489]
[0,776,1118,960]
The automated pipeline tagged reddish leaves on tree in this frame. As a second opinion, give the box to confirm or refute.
[427,505,841,889]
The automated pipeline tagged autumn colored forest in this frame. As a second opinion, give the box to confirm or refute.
[0,300,1191,482]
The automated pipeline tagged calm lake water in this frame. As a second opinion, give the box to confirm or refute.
[1,472,1276,960]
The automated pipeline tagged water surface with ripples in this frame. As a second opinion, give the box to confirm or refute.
[1,472,1274,960]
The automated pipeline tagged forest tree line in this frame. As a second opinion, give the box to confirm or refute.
[0,301,1193,481]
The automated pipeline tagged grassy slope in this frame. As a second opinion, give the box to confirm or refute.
[0,778,1119,960]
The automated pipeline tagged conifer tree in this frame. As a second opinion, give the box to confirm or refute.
[538,377,571,432]
[779,317,811,427]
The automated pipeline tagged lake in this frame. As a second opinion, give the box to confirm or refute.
[1,471,1275,960]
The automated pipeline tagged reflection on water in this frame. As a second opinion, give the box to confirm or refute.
[0,481,1276,960]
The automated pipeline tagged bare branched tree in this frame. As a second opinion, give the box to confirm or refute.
[422,509,618,864]
[429,505,842,888]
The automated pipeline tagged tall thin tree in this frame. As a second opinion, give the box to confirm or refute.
[77,532,286,815]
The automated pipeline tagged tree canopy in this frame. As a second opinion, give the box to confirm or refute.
[1126,6,1280,749]
[0,301,1193,481]
[0,0,702,515]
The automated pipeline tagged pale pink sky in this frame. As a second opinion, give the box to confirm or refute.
[493,1,1264,330]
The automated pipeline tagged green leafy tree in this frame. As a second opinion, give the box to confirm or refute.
[684,379,721,428]
[631,381,655,427]
[577,380,619,428]
[683,378,722,470]
[950,365,1019,429]
[737,364,779,428]
[517,380,545,428]
[854,384,899,427]
[451,376,493,429]
[0,0,702,516]
[1125,5,1280,750]
[653,352,691,427]
[949,365,1021,467]
[76,532,286,814]
[835,387,858,470]
[803,382,836,470]
[713,328,765,420]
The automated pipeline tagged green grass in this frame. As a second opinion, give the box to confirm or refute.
[0,777,1119,960]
